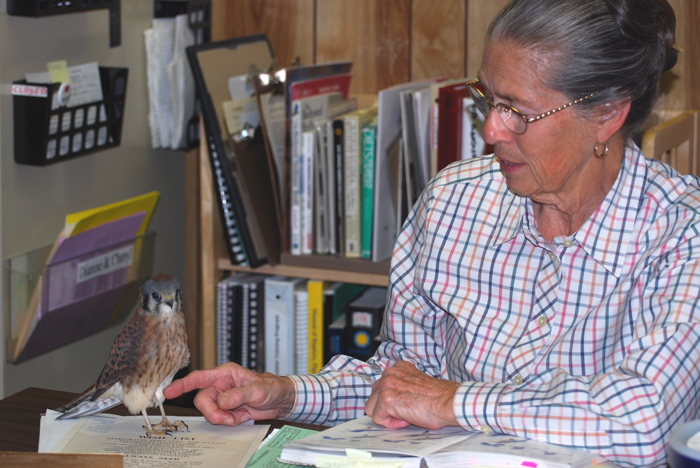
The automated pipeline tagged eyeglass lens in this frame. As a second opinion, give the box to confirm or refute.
[467,81,526,134]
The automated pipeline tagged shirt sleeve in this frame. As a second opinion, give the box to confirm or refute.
[282,186,447,426]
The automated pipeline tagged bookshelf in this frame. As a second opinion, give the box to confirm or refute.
[185,132,391,370]
[185,0,700,372]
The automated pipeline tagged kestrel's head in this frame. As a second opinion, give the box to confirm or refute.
[140,273,182,315]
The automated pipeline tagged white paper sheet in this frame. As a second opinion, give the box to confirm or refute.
[26,61,104,108]
[41,409,268,468]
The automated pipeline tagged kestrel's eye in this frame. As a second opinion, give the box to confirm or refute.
[151,292,161,301]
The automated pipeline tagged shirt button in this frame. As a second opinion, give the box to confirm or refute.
[537,316,548,327]
[479,425,493,434]
[513,375,523,385]
[548,252,557,262]
[562,238,574,247]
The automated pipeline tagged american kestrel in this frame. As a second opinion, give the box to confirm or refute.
[55,273,190,436]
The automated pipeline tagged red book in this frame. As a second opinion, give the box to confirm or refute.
[436,82,471,173]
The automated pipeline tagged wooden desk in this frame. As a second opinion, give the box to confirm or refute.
[0,387,325,453]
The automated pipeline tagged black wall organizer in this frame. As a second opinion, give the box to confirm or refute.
[7,0,122,47]
[7,0,116,16]
[154,0,211,45]
[13,66,128,166]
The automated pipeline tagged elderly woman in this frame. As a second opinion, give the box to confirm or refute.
[165,0,699,466]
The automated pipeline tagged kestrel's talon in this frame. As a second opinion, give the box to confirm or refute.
[152,418,189,433]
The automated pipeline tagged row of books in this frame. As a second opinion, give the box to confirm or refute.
[215,272,388,374]
[187,35,488,268]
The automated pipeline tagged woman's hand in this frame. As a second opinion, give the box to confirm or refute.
[364,361,460,429]
[163,362,296,426]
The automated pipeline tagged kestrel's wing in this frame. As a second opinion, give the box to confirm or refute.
[93,310,146,393]
[54,311,146,419]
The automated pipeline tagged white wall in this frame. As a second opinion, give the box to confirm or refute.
[0,1,187,398]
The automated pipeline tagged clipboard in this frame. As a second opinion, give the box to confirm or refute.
[187,34,280,267]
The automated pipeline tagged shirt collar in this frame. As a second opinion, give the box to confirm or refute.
[496,145,645,278]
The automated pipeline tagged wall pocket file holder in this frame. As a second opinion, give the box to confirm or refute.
[12,66,128,166]
[5,232,155,364]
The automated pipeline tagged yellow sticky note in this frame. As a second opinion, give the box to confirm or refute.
[47,60,70,84]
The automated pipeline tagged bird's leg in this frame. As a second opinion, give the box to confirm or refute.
[150,402,189,434]
[141,409,159,436]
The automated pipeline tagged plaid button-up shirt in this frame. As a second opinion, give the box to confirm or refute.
[286,145,700,467]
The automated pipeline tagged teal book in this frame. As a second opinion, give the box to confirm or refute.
[360,117,378,259]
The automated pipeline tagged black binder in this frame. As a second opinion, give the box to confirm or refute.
[187,35,280,267]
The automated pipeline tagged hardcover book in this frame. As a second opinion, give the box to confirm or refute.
[343,286,387,361]
[265,276,306,375]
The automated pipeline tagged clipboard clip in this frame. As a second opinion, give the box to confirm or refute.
[250,60,286,93]
[231,122,257,144]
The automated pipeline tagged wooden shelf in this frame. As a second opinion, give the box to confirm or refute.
[219,254,390,287]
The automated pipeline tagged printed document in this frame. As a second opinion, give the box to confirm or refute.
[41,409,268,468]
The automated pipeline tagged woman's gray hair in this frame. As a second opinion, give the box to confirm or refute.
[487,0,678,142]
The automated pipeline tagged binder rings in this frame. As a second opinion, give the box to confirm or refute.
[187,35,280,267]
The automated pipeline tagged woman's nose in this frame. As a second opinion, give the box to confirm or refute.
[482,108,511,146]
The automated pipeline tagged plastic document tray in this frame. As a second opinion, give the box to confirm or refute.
[12,66,128,166]
[5,232,155,364]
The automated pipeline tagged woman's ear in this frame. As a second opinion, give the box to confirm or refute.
[597,98,631,142]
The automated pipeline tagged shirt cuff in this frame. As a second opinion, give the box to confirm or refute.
[454,381,507,434]
[284,373,333,425]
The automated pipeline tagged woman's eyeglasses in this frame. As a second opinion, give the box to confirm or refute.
[466,78,596,135]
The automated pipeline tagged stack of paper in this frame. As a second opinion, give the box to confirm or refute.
[145,15,196,150]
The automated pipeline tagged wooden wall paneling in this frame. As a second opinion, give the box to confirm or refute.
[658,0,686,111]
[685,1,700,109]
[465,0,508,79]
[410,0,466,81]
[316,0,411,95]
[210,0,315,69]
[674,0,700,110]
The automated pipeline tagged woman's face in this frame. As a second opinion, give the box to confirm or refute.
[479,39,600,205]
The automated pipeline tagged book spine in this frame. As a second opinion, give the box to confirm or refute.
[239,282,250,369]
[360,123,377,259]
[314,125,330,255]
[344,288,387,361]
[343,114,361,258]
[227,279,243,365]
[301,130,315,255]
[290,104,303,255]
[264,279,295,375]
[332,118,345,256]
[216,279,228,366]
[247,280,264,373]
[307,279,325,373]
[327,314,346,358]
[325,120,338,256]
[294,285,309,374]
